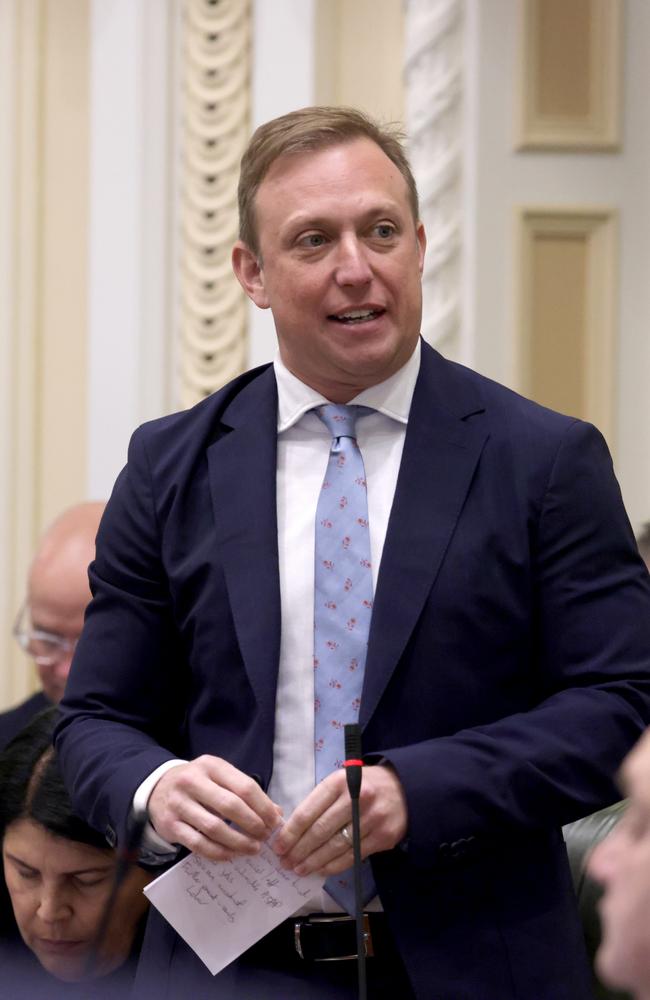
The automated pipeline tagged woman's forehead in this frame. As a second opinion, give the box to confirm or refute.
[3,817,113,874]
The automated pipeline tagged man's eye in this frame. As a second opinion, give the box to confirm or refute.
[29,638,60,657]
[373,224,396,239]
[298,233,326,248]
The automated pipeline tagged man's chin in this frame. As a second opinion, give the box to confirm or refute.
[329,339,413,384]
[42,686,64,705]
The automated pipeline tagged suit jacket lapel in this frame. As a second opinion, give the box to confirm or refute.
[203,350,488,732]
[206,367,282,721]
[361,345,489,726]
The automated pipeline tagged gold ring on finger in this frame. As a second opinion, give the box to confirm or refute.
[340,823,352,844]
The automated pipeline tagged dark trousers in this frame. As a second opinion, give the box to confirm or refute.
[133,912,417,999]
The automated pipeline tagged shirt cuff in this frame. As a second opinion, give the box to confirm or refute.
[132,758,188,862]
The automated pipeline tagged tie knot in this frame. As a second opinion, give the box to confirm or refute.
[315,404,371,440]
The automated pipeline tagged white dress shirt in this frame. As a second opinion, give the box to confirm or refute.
[270,343,420,816]
[134,342,422,900]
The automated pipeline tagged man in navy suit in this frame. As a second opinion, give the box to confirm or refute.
[56,108,650,999]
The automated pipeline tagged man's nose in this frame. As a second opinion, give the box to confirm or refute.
[586,828,624,886]
[54,652,74,680]
[334,236,373,286]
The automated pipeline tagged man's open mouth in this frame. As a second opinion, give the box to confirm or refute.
[328,308,384,325]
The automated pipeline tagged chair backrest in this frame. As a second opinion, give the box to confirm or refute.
[563,801,630,1000]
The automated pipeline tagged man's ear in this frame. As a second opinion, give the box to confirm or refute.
[416,222,426,275]
[232,241,270,309]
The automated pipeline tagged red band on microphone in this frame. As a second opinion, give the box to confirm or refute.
[344,758,364,768]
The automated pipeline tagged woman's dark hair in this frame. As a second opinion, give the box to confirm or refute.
[0,707,106,851]
[0,707,110,938]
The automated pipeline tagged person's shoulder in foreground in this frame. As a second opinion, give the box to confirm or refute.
[589,724,650,999]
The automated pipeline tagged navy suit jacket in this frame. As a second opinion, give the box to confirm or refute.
[56,343,650,999]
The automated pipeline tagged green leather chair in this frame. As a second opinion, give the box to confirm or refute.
[563,801,630,1000]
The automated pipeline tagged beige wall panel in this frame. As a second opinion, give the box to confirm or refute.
[40,0,89,526]
[518,0,622,150]
[528,233,587,416]
[315,0,404,122]
[2,0,44,709]
[518,209,617,444]
[536,0,591,118]
[0,0,90,711]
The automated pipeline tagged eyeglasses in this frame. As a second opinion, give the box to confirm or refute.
[12,603,79,667]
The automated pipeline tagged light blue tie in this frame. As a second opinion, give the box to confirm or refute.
[313,403,376,912]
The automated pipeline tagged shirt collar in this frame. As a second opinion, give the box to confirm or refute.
[275,340,421,432]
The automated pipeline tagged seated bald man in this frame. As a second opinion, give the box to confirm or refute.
[0,502,105,751]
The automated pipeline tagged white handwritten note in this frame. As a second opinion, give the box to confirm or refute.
[144,841,323,975]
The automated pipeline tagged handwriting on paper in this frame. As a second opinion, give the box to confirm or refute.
[144,839,323,975]
[180,851,311,919]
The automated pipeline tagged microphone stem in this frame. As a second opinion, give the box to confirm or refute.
[351,795,367,1000]
[83,809,147,979]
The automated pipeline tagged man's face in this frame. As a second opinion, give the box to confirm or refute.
[27,558,89,703]
[233,138,426,402]
[587,731,650,998]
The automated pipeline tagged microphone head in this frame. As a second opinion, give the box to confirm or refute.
[344,723,362,761]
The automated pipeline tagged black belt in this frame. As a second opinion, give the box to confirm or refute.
[248,912,394,963]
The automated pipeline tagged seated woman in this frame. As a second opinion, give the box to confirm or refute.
[0,707,151,997]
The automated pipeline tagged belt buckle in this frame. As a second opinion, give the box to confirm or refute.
[293,913,374,962]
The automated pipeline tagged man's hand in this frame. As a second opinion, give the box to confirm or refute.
[271,764,408,876]
[148,755,282,861]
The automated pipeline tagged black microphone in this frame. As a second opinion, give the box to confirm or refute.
[344,723,363,798]
[344,723,366,1000]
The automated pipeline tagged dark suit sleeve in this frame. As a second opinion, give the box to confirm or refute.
[55,427,186,847]
[380,420,650,867]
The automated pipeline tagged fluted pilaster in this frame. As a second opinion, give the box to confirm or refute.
[179,0,251,406]
[405,0,464,357]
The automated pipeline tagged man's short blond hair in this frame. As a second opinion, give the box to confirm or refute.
[238,106,420,256]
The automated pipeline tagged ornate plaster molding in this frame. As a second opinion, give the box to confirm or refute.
[405,0,464,357]
[179,0,251,407]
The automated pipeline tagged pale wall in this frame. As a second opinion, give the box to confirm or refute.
[471,0,650,530]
